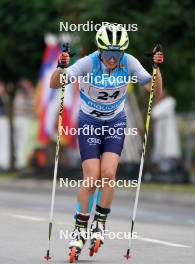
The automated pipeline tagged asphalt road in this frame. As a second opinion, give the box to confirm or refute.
[0,180,195,264]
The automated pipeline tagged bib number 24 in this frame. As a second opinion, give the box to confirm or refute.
[97,91,120,101]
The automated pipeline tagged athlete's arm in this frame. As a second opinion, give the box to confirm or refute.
[127,53,163,100]
[143,51,163,100]
[127,54,151,87]
[50,52,70,88]
[50,69,63,88]
[50,55,92,89]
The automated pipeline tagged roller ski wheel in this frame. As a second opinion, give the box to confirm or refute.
[89,212,107,257]
[89,248,94,257]
[69,247,80,263]
[94,239,101,253]
[89,238,101,256]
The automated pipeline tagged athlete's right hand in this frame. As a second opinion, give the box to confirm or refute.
[57,52,70,68]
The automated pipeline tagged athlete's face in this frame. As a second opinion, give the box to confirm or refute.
[102,56,118,69]
[100,49,124,69]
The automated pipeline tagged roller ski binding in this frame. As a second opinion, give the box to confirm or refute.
[69,214,89,263]
[89,212,107,257]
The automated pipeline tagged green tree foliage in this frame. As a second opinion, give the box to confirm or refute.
[63,0,195,111]
[0,0,195,110]
[0,0,63,83]
[0,0,63,169]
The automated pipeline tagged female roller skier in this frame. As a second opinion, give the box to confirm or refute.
[50,23,164,262]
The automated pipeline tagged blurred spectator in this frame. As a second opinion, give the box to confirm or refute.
[151,91,181,161]
[0,82,7,115]
[0,82,10,170]
[13,79,37,169]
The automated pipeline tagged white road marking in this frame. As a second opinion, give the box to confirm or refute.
[138,236,191,248]
[56,221,72,226]
[1,213,45,222]
[158,215,173,221]
[1,212,71,225]
[1,213,192,248]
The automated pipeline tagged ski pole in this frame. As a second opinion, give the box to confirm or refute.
[44,43,70,261]
[124,44,163,260]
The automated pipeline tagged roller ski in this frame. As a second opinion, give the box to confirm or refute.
[69,213,89,263]
[89,211,107,257]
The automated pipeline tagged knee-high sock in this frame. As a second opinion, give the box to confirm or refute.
[75,189,102,216]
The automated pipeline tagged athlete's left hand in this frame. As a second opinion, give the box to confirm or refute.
[153,46,164,66]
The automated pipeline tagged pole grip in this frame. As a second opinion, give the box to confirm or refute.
[155,43,162,53]
[62,43,70,53]
[153,43,163,68]
[62,42,75,58]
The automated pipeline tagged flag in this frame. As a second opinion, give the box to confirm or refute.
[36,37,60,144]
[36,34,80,148]
[61,81,80,148]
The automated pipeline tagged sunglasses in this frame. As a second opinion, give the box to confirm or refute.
[101,50,124,61]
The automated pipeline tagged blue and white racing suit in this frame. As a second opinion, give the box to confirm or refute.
[66,50,151,213]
